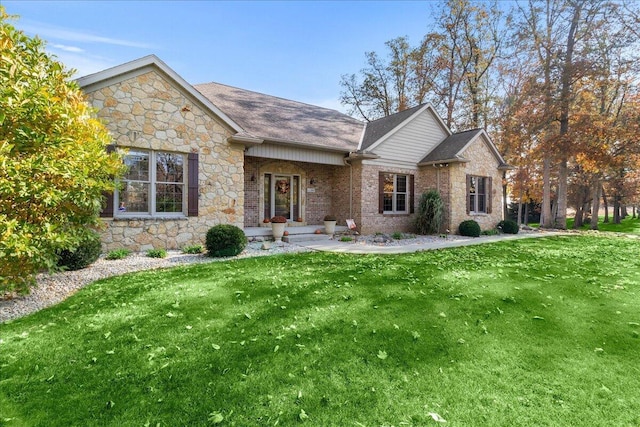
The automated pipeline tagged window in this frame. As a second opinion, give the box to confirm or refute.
[117,150,186,216]
[380,173,413,214]
[467,175,491,214]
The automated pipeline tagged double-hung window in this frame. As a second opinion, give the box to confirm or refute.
[467,175,491,214]
[117,150,186,216]
[381,173,411,214]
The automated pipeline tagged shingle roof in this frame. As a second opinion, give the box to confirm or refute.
[419,128,482,164]
[359,104,426,151]
[194,82,364,151]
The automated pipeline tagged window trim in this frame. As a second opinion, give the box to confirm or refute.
[381,172,412,215]
[115,149,187,218]
[467,174,492,214]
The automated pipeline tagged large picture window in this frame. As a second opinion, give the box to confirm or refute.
[380,173,412,214]
[467,175,491,214]
[117,150,186,216]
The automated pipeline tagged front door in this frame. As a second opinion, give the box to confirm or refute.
[265,174,300,220]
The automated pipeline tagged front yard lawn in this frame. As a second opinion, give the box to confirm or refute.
[1,235,640,426]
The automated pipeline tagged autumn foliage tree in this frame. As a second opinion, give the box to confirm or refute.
[0,8,124,293]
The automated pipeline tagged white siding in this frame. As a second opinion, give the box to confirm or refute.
[370,109,448,168]
[246,143,345,165]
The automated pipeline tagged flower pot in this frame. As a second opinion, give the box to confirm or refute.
[324,220,337,235]
[271,222,286,242]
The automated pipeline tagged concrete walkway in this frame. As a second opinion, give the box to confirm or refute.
[295,230,569,254]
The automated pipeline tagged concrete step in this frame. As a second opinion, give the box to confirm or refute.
[283,233,332,243]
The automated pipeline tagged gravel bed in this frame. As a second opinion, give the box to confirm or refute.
[0,241,309,323]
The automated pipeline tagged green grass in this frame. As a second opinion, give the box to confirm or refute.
[529,215,640,234]
[568,215,640,234]
[2,235,640,426]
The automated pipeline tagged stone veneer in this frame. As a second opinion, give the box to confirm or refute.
[84,70,245,251]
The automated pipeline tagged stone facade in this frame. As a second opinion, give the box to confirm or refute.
[84,70,245,251]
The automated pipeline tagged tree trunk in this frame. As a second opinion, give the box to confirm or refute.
[554,158,568,229]
[613,193,621,224]
[573,207,582,228]
[524,202,529,225]
[517,200,523,226]
[541,156,552,228]
[590,181,601,230]
[602,186,609,223]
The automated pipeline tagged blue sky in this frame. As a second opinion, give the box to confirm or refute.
[3,1,439,112]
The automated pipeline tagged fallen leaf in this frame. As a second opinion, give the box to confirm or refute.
[299,409,309,421]
[428,412,446,423]
[377,350,388,360]
[208,411,224,424]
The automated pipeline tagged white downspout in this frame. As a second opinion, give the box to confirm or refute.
[344,157,353,219]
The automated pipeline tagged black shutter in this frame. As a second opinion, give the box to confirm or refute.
[409,174,415,214]
[100,144,116,218]
[486,177,492,214]
[188,152,199,217]
[378,172,385,214]
[466,175,471,214]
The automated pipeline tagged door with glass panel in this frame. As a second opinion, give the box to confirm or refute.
[264,174,300,220]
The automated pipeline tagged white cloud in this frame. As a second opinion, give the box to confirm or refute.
[19,21,155,49]
[51,43,84,53]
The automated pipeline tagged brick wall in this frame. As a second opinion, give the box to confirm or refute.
[243,158,343,226]
[449,139,504,231]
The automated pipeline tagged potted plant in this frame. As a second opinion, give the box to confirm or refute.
[270,216,287,241]
[323,214,337,235]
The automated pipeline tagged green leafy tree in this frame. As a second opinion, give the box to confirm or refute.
[0,8,124,293]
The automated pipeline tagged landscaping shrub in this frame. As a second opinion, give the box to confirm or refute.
[481,229,500,236]
[415,190,444,234]
[458,220,481,237]
[391,232,404,240]
[182,244,203,254]
[56,230,102,271]
[498,219,520,234]
[106,248,131,260]
[206,224,247,257]
[146,249,167,258]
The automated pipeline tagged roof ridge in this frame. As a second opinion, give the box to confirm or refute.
[195,81,362,122]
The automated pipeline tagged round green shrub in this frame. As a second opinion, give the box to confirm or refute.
[498,219,519,234]
[458,220,481,237]
[206,224,247,258]
[56,230,102,271]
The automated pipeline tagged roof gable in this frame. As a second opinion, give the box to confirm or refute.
[76,55,244,134]
[194,82,364,152]
[419,128,508,167]
[360,104,450,153]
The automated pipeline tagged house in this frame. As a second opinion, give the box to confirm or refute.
[78,55,510,251]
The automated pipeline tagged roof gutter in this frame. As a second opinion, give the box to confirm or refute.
[227,134,264,147]
[254,137,354,154]
[417,157,470,167]
[347,151,380,160]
